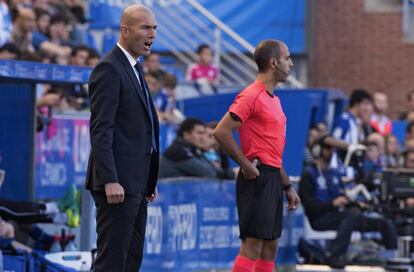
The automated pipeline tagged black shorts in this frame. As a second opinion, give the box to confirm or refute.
[236,164,283,240]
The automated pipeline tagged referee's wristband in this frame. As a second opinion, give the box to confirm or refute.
[283,183,292,191]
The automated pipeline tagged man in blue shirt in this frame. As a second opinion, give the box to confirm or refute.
[299,138,397,268]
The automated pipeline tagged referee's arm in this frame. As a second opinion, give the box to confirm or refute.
[213,112,259,179]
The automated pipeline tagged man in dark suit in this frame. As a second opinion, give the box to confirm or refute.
[85,4,159,272]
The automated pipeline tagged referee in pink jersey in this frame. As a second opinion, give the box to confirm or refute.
[214,40,300,272]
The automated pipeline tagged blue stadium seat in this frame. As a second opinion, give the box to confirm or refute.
[102,30,118,54]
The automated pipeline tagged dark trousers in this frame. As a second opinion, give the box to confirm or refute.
[92,192,147,272]
[311,208,397,256]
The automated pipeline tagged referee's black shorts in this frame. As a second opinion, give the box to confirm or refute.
[236,164,283,240]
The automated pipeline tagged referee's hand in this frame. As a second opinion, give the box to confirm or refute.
[285,187,300,211]
[241,160,260,179]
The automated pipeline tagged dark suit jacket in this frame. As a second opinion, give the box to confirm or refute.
[85,46,159,197]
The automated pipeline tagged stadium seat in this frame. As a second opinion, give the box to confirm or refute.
[304,216,361,241]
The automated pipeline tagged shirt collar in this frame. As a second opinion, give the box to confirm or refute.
[117,42,140,67]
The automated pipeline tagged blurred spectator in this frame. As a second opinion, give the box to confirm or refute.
[0,42,20,59]
[303,126,320,166]
[64,0,87,24]
[30,12,72,59]
[366,132,385,157]
[299,139,397,268]
[87,48,100,67]
[385,134,401,168]
[70,45,89,66]
[32,0,48,12]
[162,72,185,124]
[159,118,223,179]
[48,15,70,46]
[186,44,219,95]
[333,89,373,146]
[11,7,36,52]
[34,8,50,36]
[370,92,392,136]
[203,121,235,179]
[143,52,162,74]
[399,90,414,120]
[402,149,414,169]
[145,70,167,114]
[0,0,13,47]
[405,121,414,145]
[362,141,383,181]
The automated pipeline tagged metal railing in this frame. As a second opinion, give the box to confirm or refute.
[150,0,304,88]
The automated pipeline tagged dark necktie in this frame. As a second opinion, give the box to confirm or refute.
[134,62,157,153]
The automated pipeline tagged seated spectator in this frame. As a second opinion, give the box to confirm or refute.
[370,92,392,136]
[0,0,13,47]
[87,48,100,67]
[31,12,71,60]
[402,149,414,169]
[384,134,401,168]
[162,72,185,124]
[69,45,89,66]
[299,138,398,268]
[304,126,319,166]
[11,7,36,52]
[0,42,20,59]
[143,52,162,74]
[203,121,235,179]
[34,8,50,37]
[145,70,168,118]
[362,141,383,184]
[159,118,228,179]
[399,90,414,120]
[186,44,219,95]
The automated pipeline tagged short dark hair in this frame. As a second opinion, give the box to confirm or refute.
[34,8,50,20]
[196,44,211,55]
[50,14,67,25]
[403,148,414,161]
[71,45,90,57]
[145,70,166,83]
[164,72,177,89]
[87,48,100,59]
[349,89,372,108]
[0,42,21,56]
[177,118,205,137]
[254,40,281,73]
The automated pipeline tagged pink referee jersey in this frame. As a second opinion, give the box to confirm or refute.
[229,80,286,168]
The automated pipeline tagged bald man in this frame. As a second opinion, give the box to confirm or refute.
[85,5,159,271]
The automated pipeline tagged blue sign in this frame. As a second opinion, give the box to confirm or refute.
[35,115,91,199]
[142,179,303,271]
[34,115,176,200]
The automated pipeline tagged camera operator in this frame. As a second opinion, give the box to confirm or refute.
[299,138,398,268]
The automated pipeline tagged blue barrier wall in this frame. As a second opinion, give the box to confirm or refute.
[142,179,302,271]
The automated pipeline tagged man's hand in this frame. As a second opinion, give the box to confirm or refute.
[241,160,259,179]
[332,196,349,207]
[285,187,300,211]
[105,182,125,204]
[147,187,158,203]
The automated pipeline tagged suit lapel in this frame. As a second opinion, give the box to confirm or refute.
[113,47,150,115]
